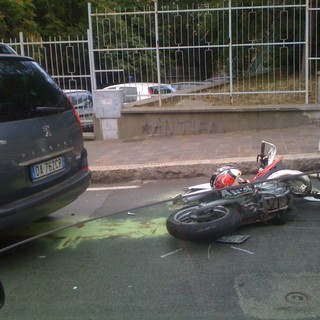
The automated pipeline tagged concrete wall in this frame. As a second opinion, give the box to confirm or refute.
[117,104,320,139]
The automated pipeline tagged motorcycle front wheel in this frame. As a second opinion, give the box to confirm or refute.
[166,200,241,242]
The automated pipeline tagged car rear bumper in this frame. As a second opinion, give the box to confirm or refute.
[0,170,91,231]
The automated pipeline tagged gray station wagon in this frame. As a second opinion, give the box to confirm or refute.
[0,55,91,230]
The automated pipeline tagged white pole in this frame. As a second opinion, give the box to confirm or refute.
[154,0,162,107]
[87,2,97,92]
[228,0,233,105]
[305,0,309,104]
[19,32,25,56]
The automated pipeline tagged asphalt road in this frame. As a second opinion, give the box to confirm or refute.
[0,177,320,319]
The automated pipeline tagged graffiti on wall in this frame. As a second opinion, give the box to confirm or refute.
[141,118,215,136]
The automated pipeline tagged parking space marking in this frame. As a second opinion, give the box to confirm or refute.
[161,248,183,258]
[231,246,254,255]
[87,185,140,191]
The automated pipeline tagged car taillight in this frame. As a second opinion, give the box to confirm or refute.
[148,87,154,95]
[80,148,90,172]
[81,165,90,172]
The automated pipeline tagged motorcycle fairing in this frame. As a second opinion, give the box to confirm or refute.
[251,157,284,182]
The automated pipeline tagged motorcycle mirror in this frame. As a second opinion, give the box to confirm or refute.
[0,280,5,309]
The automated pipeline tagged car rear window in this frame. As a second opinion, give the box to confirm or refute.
[150,86,173,94]
[0,59,71,123]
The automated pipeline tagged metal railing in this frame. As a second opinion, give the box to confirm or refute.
[88,0,320,105]
[2,1,320,106]
[3,32,92,92]
[2,32,94,131]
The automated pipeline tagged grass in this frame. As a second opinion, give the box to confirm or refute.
[164,73,319,106]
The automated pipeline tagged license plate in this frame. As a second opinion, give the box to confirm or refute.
[30,157,65,181]
[216,235,250,244]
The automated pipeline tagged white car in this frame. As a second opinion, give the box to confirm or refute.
[103,82,176,103]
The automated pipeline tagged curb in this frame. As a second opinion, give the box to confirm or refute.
[90,153,320,183]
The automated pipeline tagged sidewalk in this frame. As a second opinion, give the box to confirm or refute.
[84,125,320,183]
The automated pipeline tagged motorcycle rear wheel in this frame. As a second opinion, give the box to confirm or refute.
[166,200,241,242]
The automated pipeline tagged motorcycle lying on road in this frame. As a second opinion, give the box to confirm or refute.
[166,141,318,242]
[177,141,309,203]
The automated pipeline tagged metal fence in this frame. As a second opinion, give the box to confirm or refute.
[3,32,92,92]
[88,0,320,105]
[2,1,320,106]
[2,32,93,131]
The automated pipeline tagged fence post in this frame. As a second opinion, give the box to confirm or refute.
[19,32,25,56]
[228,0,233,105]
[154,0,162,107]
[305,0,309,104]
[87,2,97,92]
[317,71,320,103]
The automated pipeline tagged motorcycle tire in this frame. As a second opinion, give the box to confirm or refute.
[166,200,241,242]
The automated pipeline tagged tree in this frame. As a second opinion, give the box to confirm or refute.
[33,0,89,37]
[0,0,38,38]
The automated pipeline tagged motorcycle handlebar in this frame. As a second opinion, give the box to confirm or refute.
[257,141,266,163]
